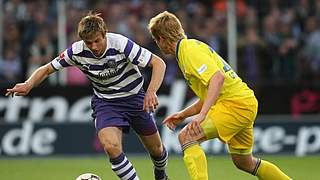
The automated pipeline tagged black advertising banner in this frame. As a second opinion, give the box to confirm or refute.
[1,119,320,157]
[1,81,320,156]
[1,81,320,123]
[0,122,97,156]
[162,119,320,156]
[0,122,149,156]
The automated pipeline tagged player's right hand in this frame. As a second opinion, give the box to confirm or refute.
[5,82,32,97]
[163,112,184,131]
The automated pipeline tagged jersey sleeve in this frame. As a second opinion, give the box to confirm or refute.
[51,46,75,70]
[184,49,220,86]
[118,35,152,67]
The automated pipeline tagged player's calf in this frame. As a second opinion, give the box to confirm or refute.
[231,154,257,173]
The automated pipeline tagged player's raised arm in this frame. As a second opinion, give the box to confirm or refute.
[5,62,56,97]
[143,54,166,112]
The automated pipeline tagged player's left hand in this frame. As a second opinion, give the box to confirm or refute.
[188,113,206,138]
[143,90,158,113]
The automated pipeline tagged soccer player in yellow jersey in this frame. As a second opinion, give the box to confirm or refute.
[148,11,292,180]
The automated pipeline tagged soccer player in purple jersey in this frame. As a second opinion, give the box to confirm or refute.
[6,12,168,180]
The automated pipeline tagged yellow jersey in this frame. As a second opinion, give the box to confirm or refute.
[176,38,255,102]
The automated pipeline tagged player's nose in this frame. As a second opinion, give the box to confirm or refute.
[91,44,98,51]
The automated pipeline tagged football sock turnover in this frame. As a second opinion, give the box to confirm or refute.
[151,146,168,180]
[254,159,291,180]
[110,153,139,180]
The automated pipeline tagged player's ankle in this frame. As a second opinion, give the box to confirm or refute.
[154,168,167,180]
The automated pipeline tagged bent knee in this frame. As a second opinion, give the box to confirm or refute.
[178,128,193,145]
[101,141,122,157]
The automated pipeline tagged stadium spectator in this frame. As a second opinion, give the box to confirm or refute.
[303,16,320,81]
[1,0,320,88]
[0,46,22,84]
[237,25,267,92]
[275,12,298,82]
[27,30,55,77]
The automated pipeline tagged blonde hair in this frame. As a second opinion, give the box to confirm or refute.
[78,12,107,40]
[148,11,186,43]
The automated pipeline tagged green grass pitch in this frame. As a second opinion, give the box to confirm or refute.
[1,155,319,180]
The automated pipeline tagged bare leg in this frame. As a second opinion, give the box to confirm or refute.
[139,131,168,180]
[98,127,139,180]
[98,127,123,158]
[231,153,257,173]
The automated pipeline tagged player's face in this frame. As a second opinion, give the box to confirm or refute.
[84,33,106,57]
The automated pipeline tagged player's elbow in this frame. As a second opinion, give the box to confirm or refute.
[159,58,166,72]
[160,58,166,69]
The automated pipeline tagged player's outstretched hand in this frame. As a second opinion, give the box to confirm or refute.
[143,90,158,113]
[163,112,184,131]
[5,82,32,97]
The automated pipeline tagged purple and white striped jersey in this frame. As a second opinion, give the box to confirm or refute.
[51,33,152,99]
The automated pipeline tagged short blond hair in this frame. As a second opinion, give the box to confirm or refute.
[78,12,107,40]
[148,11,186,43]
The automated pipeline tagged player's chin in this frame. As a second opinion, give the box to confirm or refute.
[93,50,102,56]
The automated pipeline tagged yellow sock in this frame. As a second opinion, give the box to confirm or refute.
[183,144,208,180]
[256,159,291,180]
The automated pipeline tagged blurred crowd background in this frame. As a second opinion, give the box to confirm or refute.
[1,0,320,92]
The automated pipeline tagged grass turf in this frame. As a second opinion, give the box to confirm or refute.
[1,155,319,180]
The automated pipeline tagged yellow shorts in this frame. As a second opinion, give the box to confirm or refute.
[200,97,258,155]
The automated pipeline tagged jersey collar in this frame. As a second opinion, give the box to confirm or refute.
[175,38,183,61]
